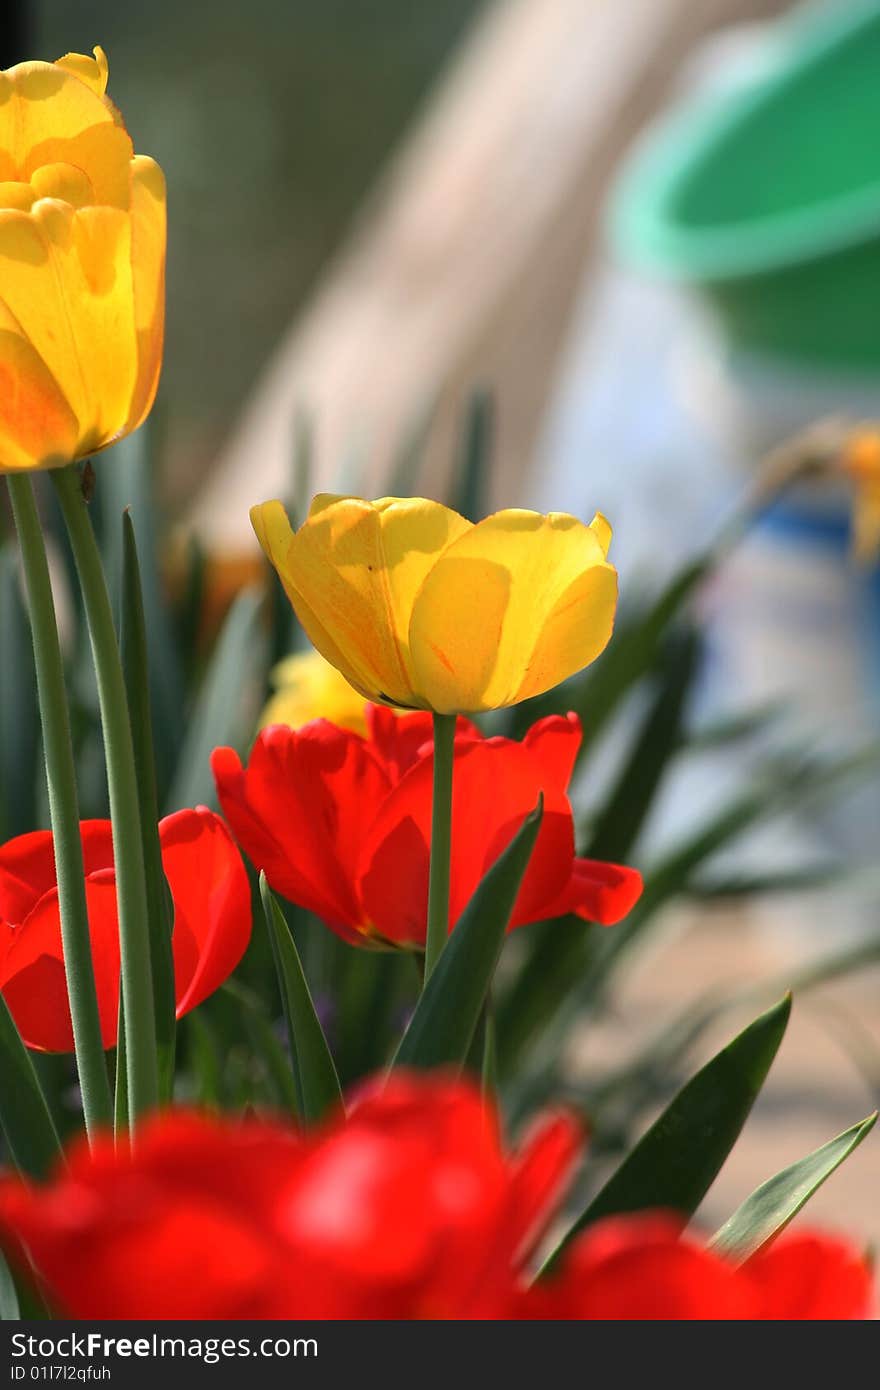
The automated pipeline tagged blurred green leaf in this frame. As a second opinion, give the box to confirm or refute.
[586,625,701,862]
[393,798,543,1071]
[0,547,39,840]
[121,513,176,1099]
[261,875,342,1124]
[687,864,843,900]
[682,701,785,752]
[165,588,267,813]
[545,995,792,1270]
[223,982,301,1115]
[95,429,185,800]
[710,1112,877,1264]
[0,994,63,1179]
[387,394,437,500]
[452,389,493,523]
[497,626,701,1076]
[0,1250,18,1320]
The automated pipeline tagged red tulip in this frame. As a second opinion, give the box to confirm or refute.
[0,807,251,1051]
[0,1072,581,1319]
[212,707,642,947]
[522,1215,874,1321]
[0,1072,870,1320]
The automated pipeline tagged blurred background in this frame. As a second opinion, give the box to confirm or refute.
[5,0,880,1245]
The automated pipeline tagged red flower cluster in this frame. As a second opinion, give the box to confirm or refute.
[212,708,642,947]
[0,808,251,1051]
[0,1073,870,1320]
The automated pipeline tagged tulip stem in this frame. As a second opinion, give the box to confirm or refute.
[5,474,113,1140]
[51,464,158,1128]
[424,713,456,984]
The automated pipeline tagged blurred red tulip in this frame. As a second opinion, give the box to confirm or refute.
[0,807,251,1051]
[522,1215,874,1321]
[0,1073,580,1319]
[0,1072,870,1320]
[212,707,642,948]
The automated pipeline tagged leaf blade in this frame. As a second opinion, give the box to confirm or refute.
[0,995,63,1179]
[260,875,342,1124]
[545,995,792,1270]
[393,798,543,1071]
[709,1111,877,1264]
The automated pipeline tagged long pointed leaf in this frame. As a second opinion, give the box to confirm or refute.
[393,798,543,1071]
[545,995,792,1270]
[0,547,39,841]
[260,875,342,1124]
[710,1112,877,1264]
[0,1250,19,1320]
[0,995,62,1179]
[121,513,176,1099]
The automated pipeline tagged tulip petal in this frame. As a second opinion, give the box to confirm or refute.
[212,723,390,943]
[409,509,617,712]
[0,821,114,927]
[0,872,120,1051]
[0,60,131,207]
[254,495,471,707]
[54,48,110,99]
[0,299,79,471]
[124,155,166,434]
[0,200,138,453]
[745,1232,873,1320]
[158,807,251,1016]
[534,857,643,926]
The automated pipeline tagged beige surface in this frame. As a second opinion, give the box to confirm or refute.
[567,903,880,1248]
[189,0,793,554]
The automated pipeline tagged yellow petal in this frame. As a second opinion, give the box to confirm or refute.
[0,200,137,455]
[0,299,79,471]
[409,509,616,712]
[0,60,131,207]
[30,161,94,208]
[251,500,378,702]
[590,511,612,558]
[124,155,166,434]
[257,495,469,707]
[259,650,370,734]
[54,47,109,98]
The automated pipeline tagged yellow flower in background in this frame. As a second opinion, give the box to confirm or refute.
[251,494,618,714]
[260,649,372,734]
[841,428,880,566]
[0,47,166,473]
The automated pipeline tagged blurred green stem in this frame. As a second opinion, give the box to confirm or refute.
[424,713,456,984]
[52,464,158,1128]
[5,474,112,1139]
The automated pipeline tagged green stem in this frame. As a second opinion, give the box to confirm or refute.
[5,474,112,1138]
[51,465,158,1126]
[423,712,456,984]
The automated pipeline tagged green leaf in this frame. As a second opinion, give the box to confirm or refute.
[96,428,185,799]
[260,874,342,1124]
[0,995,63,1179]
[121,512,176,1099]
[452,389,493,523]
[586,625,701,862]
[545,995,792,1270]
[0,546,39,841]
[710,1112,877,1264]
[0,1250,19,1320]
[164,588,267,813]
[393,797,543,1071]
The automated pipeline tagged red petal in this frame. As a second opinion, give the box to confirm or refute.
[159,807,252,1016]
[522,713,582,791]
[0,872,121,1051]
[364,706,483,782]
[535,858,644,926]
[212,722,390,942]
[0,821,115,928]
[534,1215,753,1320]
[745,1230,874,1320]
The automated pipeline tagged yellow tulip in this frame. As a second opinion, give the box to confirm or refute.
[0,47,165,473]
[260,648,375,734]
[251,494,618,714]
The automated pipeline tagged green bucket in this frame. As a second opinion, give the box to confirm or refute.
[610,0,880,368]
